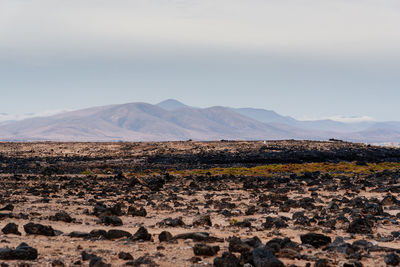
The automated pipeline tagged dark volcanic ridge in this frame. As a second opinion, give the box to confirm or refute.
[1,140,400,175]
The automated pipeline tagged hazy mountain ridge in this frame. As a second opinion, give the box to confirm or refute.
[0,99,398,143]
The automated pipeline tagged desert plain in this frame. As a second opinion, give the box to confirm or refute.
[0,140,400,266]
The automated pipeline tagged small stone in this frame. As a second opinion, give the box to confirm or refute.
[214,252,241,267]
[2,223,21,236]
[49,211,74,223]
[193,243,220,256]
[193,214,212,227]
[105,229,131,240]
[131,227,151,241]
[159,231,173,242]
[0,243,38,260]
[98,216,123,226]
[118,252,133,260]
[314,259,329,267]
[52,259,65,267]
[300,233,331,248]
[24,223,55,236]
[384,253,400,266]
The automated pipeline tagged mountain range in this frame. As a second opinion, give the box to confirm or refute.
[0,99,399,143]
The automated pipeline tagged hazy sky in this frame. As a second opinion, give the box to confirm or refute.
[1,0,399,121]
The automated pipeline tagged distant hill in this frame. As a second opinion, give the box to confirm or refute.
[156,99,189,110]
[0,99,398,143]
[0,102,300,141]
[235,108,373,133]
[234,108,297,125]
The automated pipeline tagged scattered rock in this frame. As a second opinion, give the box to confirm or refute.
[300,233,332,248]
[252,247,285,267]
[126,256,158,266]
[347,218,373,234]
[0,204,14,211]
[129,206,147,217]
[2,223,21,236]
[118,252,133,260]
[24,223,55,236]
[130,227,151,241]
[0,243,38,260]
[193,214,212,227]
[228,236,252,253]
[193,243,220,256]
[98,216,123,226]
[159,231,173,242]
[69,231,90,238]
[49,211,74,223]
[52,259,65,266]
[105,229,131,240]
[89,257,110,267]
[314,259,329,267]
[385,253,400,266]
[157,217,185,227]
[214,252,241,267]
[262,217,288,229]
[172,232,224,243]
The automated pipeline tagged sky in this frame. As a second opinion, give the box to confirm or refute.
[0,0,399,121]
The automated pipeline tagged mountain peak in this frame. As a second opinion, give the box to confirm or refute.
[156,99,188,110]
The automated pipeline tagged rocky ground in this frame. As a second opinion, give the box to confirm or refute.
[0,140,400,266]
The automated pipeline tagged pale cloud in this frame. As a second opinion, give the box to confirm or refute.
[298,115,376,123]
[0,0,399,121]
[0,109,68,122]
[1,0,400,60]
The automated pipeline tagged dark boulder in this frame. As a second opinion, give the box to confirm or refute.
[193,243,220,256]
[69,231,89,238]
[13,242,38,261]
[157,217,185,227]
[343,261,363,267]
[300,233,331,248]
[266,237,298,254]
[171,232,224,243]
[126,256,157,266]
[24,223,55,236]
[314,259,329,267]
[98,216,123,226]
[130,227,151,241]
[89,257,110,267]
[252,247,285,267]
[105,229,131,240]
[385,253,400,266]
[159,231,173,242]
[214,252,241,267]
[128,206,147,217]
[347,218,373,234]
[49,211,74,223]
[0,243,38,260]
[146,177,165,191]
[262,217,288,229]
[89,229,107,239]
[0,204,14,211]
[193,214,212,227]
[362,203,383,216]
[82,251,98,261]
[118,252,133,260]
[52,259,65,266]
[2,223,21,235]
[228,236,252,253]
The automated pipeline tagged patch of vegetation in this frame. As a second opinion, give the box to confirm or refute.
[168,162,400,177]
[81,170,94,175]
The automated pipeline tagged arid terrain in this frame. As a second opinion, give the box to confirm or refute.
[1,140,400,266]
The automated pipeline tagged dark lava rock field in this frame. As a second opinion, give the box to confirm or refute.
[0,140,399,266]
